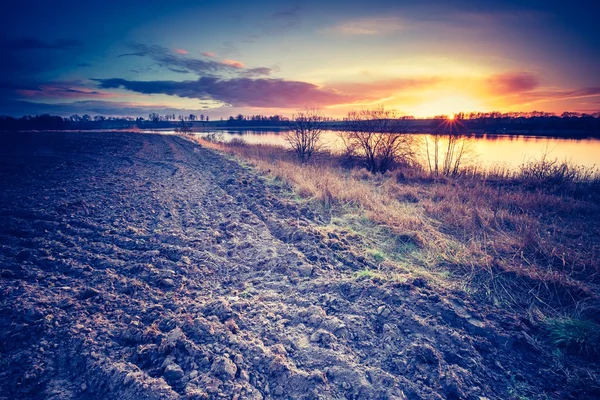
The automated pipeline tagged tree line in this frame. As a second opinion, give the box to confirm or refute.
[0,113,214,131]
[2,111,599,132]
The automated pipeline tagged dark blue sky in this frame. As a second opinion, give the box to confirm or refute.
[1,0,599,117]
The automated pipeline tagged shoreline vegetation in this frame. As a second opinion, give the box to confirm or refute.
[2,111,600,138]
[186,130,600,361]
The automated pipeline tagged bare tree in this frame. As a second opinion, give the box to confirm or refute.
[284,108,325,164]
[341,107,415,173]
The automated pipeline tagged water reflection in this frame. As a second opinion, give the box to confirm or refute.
[187,130,599,170]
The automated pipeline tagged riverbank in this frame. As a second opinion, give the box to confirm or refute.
[1,131,599,399]
[191,135,600,313]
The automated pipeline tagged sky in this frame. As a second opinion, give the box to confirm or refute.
[1,0,599,119]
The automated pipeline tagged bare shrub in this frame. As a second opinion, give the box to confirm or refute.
[519,155,600,185]
[423,133,472,177]
[175,124,192,134]
[284,108,325,164]
[228,137,247,147]
[204,132,224,143]
[341,107,416,173]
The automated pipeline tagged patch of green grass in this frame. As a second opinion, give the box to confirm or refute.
[395,241,419,254]
[359,215,373,226]
[354,268,378,280]
[239,282,255,299]
[508,374,539,400]
[368,249,385,263]
[544,317,600,358]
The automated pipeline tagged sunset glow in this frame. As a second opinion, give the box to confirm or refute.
[1,1,598,118]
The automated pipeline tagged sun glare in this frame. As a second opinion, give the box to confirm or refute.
[447,114,455,120]
[407,95,486,118]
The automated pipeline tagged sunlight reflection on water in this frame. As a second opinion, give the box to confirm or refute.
[185,129,599,170]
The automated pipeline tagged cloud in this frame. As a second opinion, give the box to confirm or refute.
[2,37,82,50]
[328,77,442,98]
[221,59,246,69]
[326,17,405,36]
[513,86,600,106]
[241,67,277,78]
[118,43,271,77]
[482,72,600,105]
[118,44,228,74]
[174,48,189,55]
[94,77,366,108]
[0,99,223,118]
[16,84,116,99]
[202,52,216,57]
[486,72,539,95]
[572,87,600,97]
[93,72,583,110]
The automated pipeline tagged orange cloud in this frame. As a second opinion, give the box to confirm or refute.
[174,48,189,55]
[485,72,539,95]
[202,51,216,57]
[221,59,246,69]
[328,77,442,98]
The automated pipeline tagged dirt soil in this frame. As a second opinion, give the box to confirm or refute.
[0,132,596,399]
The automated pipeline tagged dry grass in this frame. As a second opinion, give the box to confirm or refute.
[187,135,600,322]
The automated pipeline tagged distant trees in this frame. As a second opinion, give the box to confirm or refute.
[0,114,67,130]
[341,107,416,173]
[224,113,289,127]
[284,108,325,164]
[1,110,600,134]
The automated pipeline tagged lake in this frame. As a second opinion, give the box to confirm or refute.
[182,129,599,170]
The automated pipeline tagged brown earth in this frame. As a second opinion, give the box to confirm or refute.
[0,132,596,399]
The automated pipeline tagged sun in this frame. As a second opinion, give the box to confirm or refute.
[406,95,486,118]
[447,114,455,121]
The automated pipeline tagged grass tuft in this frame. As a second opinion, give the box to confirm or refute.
[368,249,385,263]
[354,268,378,280]
[544,317,600,358]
